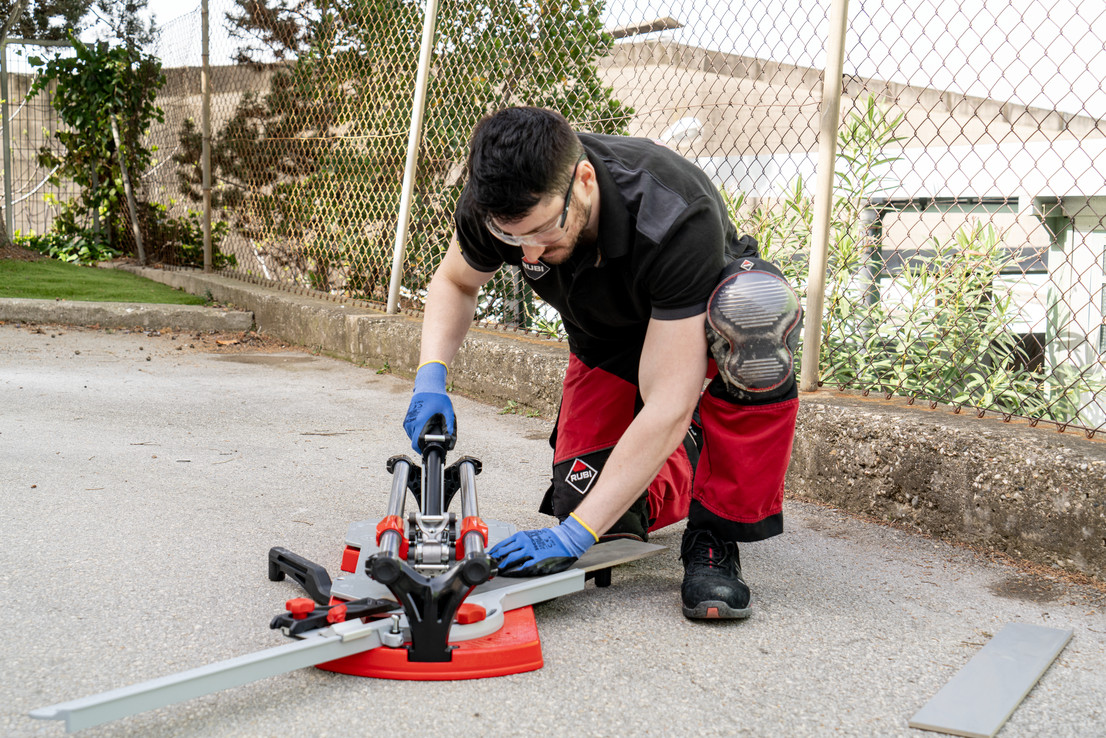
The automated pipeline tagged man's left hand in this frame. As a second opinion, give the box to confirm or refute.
[489,514,599,577]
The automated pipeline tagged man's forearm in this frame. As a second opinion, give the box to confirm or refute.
[418,269,480,366]
[571,314,707,536]
[572,401,694,535]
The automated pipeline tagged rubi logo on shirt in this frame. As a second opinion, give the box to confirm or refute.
[565,458,598,494]
[520,259,550,279]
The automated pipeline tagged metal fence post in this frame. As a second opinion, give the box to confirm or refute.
[385,0,442,314]
[0,0,27,241]
[2,40,12,239]
[799,0,850,392]
[201,0,212,272]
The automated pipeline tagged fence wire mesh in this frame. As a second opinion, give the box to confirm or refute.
[9,0,1106,434]
[1,41,79,239]
[824,1,1106,434]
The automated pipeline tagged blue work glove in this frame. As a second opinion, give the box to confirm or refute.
[489,513,599,577]
[403,361,455,453]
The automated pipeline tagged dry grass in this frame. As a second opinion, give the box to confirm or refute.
[0,242,46,261]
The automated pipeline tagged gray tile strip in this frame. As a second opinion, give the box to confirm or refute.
[909,622,1073,738]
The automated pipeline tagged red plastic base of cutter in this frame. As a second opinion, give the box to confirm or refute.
[316,606,543,680]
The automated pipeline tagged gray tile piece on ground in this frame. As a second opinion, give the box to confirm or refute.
[0,296,253,332]
[908,623,1073,738]
[2,324,1104,738]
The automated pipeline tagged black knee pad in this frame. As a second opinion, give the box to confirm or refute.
[706,257,802,402]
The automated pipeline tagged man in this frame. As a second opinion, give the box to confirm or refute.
[404,107,801,619]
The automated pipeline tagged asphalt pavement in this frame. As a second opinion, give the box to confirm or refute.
[2,322,1103,737]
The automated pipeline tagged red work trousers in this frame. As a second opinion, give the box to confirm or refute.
[543,353,798,542]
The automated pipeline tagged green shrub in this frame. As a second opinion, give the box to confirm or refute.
[725,94,1104,424]
[137,202,235,269]
[15,229,120,264]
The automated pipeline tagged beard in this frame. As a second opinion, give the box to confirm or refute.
[538,200,593,265]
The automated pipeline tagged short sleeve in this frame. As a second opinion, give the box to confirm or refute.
[453,198,506,274]
[641,195,726,320]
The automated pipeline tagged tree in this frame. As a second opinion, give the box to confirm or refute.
[175,0,633,308]
[0,0,92,41]
[28,36,164,256]
[224,0,312,66]
[87,0,156,51]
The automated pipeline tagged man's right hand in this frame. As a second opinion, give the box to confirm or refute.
[403,361,456,453]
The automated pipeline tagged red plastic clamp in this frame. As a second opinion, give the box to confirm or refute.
[375,515,409,559]
[285,597,315,620]
[456,516,490,559]
[340,545,361,573]
[455,603,487,624]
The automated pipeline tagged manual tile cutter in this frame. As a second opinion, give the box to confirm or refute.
[30,425,664,732]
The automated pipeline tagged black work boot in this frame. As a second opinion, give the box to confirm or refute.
[680,527,751,619]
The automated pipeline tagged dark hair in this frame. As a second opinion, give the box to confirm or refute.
[465,107,584,222]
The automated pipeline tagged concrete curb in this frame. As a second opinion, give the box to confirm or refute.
[788,393,1105,579]
[0,296,254,332]
[110,265,569,411]
[26,264,1106,581]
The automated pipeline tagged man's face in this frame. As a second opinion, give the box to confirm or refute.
[485,159,594,265]
[505,191,590,265]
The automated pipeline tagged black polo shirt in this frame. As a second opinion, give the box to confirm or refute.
[454,133,755,363]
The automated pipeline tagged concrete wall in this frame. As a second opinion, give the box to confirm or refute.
[789,393,1106,578]
[117,265,1106,583]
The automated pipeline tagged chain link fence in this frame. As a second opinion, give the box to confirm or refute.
[1,38,78,239]
[10,0,1106,435]
[811,1,1106,435]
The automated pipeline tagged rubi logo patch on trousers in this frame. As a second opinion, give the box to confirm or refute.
[565,458,598,494]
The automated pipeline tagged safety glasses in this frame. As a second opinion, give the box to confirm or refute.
[484,153,587,247]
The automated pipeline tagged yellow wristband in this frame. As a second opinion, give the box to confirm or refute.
[569,512,599,543]
[416,360,448,372]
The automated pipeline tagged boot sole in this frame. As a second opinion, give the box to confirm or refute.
[682,600,751,620]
